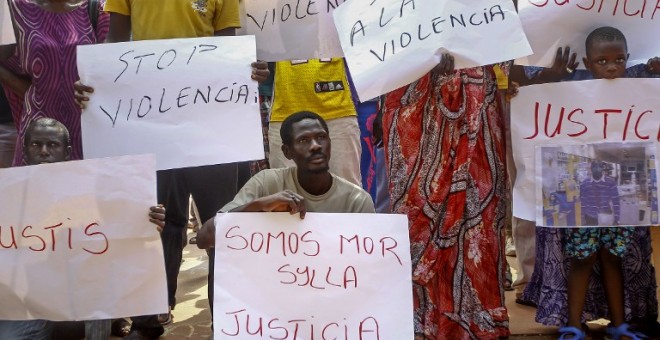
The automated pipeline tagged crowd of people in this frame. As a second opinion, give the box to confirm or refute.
[1,0,659,339]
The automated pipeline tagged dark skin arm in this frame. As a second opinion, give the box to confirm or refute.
[0,44,16,61]
[149,204,166,233]
[431,53,455,76]
[73,13,132,104]
[511,46,579,86]
[0,43,31,97]
[196,190,306,249]
[196,218,216,250]
[646,57,660,74]
[0,65,31,97]
[104,13,132,43]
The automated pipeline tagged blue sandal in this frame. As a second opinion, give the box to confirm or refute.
[606,323,647,340]
[558,326,586,340]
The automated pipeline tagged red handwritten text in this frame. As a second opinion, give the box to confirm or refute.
[523,102,659,141]
[527,0,660,20]
[278,264,358,289]
[340,235,403,266]
[220,308,380,340]
[0,221,109,254]
[224,225,320,256]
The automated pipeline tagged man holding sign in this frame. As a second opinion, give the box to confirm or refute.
[196,111,375,334]
[74,1,270,337]
[0,117,166,340]
[197,111,375,247]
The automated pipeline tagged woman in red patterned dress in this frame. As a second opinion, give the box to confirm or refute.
[383,55,510,339]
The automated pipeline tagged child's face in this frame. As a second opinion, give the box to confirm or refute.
[583,40,629,80]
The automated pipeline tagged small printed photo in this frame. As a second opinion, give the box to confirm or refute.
[537,142,659,227]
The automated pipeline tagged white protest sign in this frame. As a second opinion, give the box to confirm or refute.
[243,0,345,61]
[517,0,660,68]
[511,79,660,227]
[1,0,14,45]
[77,36,265,170]
[0,154,168,320]
[213,212,413,339]
[333,0,532,101]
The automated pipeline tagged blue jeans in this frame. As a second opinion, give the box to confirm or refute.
[0,320,52,340]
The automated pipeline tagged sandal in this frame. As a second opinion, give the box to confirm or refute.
[111,318,131,337]
[157,310,173,325]
[606,323,647,340]
[558,326,586,340]
[514,297,537,307]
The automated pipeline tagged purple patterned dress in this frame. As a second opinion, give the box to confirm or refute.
[8,0,108,165]
[521,227,657,325]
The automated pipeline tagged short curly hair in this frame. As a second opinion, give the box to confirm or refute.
[24,117,70,147]
[585,26,628,57]
[280,111,329,146]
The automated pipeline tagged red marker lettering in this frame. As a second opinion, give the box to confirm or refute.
[594,109,622,139]
[21,226,46,252]
[82,223,109,255]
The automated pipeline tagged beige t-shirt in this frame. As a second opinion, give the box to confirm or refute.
[220,167,375,213]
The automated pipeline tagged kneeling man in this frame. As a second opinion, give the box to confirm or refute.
[197,111,375,248]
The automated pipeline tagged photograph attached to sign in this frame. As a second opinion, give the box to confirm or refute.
[536,142,659,228]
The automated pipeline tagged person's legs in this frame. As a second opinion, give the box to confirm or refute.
[326,116,362,186]
[160,225,184,315]
[0,320,53,340]
[183,162,253,317]
[598,227,635,328]
[84,319,112,340]
[0,122,17,168]
[110,318,131,337]
[565,226,600,328]
[512,218,536,298]
[505,107,537,295]
[355,100,378,196]
[567,254,598,327]
[185,163,252,223]
[188,198,200,244]
[158,169,189,311]
[128,315,163,339]
[599,248,625,326]
[374,146,391,213]
[267,122,294,169]
[126,169,188,337]
[207,248,215,317]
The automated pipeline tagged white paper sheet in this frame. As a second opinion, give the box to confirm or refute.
[213,212,413,339]
[333,0,532,101]
[517,0,660,68]
[511,79,660,227]
[77,36,265,170]
[1,0,14,45]
[243,0,345,61]
[0,154,168,320]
